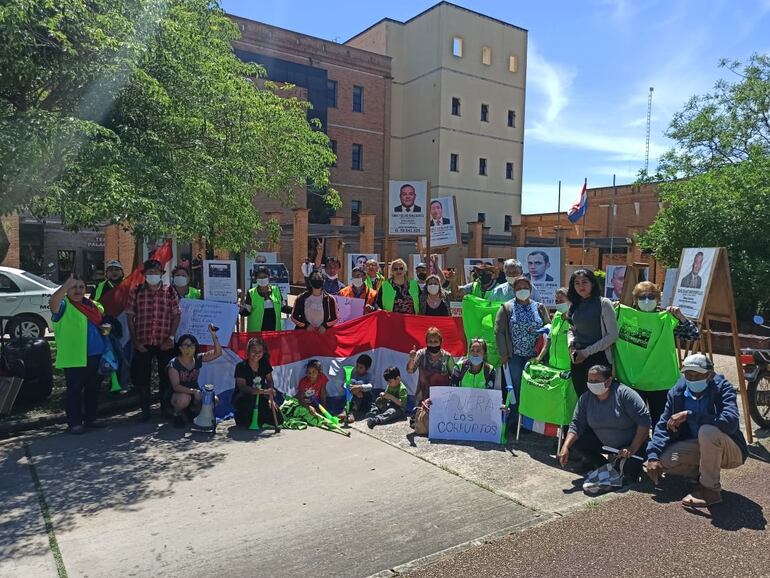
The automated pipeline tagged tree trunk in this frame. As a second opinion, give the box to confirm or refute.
[0,219,10,265]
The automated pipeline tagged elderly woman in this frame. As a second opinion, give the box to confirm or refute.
[490,259,542,303]
[171,265,201,300]
[614,281,701,426]
[407,326,455,406]
[566,269,618,397]
[419,274,451,316]
[50,274,108,434]
[495,276,550,420]
[559,365,650,480]
[375,258,420,314]
[290,271,338,332]
[450,338,496,389]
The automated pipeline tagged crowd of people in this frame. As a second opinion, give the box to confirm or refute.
[50,252,748,510]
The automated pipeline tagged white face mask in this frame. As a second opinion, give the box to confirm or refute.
[173,275,188,287]
[638,298,657,312]
[556,302,569,313]
[326,274,338,280]
[145,274,162,285]
[587,381,608,395]
[515,289,530,301]
[427,284,440,295]
[351,278,364,288]
[506,275,518,285]
[256,278,269,287]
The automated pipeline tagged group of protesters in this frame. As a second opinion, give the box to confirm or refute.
[50,250,748,510]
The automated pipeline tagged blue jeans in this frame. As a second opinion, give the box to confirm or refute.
[506,354,531,423]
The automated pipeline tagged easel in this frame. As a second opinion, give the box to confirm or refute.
[675,248,753,443]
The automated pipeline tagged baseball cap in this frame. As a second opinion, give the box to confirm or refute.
[416,262,427,269]
[681,353,714,374]
[106,260,123,270]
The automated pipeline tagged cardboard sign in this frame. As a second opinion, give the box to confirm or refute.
[332,295,365,324]
[428,386,501,444]
[672,248,718,321]
[203,260,237,303]
[516,247,561,306]
[176,299,239,345]
[389,180,427,236]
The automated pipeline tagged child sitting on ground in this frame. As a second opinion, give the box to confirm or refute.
[345,354,374,419]
[297,359,328,416]
[366,366,408,429]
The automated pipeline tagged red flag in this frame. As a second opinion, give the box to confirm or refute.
[100,240,174,317]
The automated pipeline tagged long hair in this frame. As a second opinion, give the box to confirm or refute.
[567,269,600,317]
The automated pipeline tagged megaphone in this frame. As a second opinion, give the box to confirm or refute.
[193,384,216,431]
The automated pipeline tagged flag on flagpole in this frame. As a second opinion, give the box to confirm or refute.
[566,181,588,223]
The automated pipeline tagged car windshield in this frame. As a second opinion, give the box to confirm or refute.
[22,271,58,289]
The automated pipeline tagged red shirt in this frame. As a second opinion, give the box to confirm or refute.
[298,374,328,401]
[126,283,180,347]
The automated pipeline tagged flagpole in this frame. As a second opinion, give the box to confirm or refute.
[556,180,561,246]
[609,174,616,266]
[581,177,587,263]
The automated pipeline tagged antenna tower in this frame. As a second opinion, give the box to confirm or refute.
[644,87,654,173]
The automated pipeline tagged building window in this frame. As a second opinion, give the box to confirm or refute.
[450,153,459,172]
[330,139,337,167]
[327,80,337,108]
[452,36,463,57]
[477,212,486,223]
[504,215,513,232]
[506,162,514,180]
[352,85,364,113]
[509,55,518,73]
[451,97,461,116]
[479,158,487,176]
[480,104,489,122]
[351,143,363,170]
[351,200,362,226]
[507,109,516,127]
[482,46,491,65]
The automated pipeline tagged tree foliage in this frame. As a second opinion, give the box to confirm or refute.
[0,0,338,257]
[639,54,770,316]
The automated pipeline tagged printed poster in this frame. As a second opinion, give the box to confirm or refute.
[605,265,649,300]
[203,260,237,303]
[346,253,379,283]
[672,248,718,320]
[515,247,561,305]
[389,180,427,236]
[427,196,458,247]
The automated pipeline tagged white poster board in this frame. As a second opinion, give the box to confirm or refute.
[389,180,427,236]
[516,247,561,305]
[463,258,495,285]
[605,265,649,300]
[332,295,365,324]
[660,268,679,308]
[426,196,458,247]
[203,260,237,303]
[346,253,378,283]
[673,248,718,320]
[176,299,239,345]
[410,254,445,278]
[428,387,501,444]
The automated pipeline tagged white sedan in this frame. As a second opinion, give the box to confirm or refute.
[0,266,58,338]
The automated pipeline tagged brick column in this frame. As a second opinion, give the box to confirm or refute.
[292,208,309,284]
[358,214,375,254]
[467,222,483,258]
[1,213,21,268]
[103,224,136,268]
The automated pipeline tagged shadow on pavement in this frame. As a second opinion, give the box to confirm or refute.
[683,490,767,531]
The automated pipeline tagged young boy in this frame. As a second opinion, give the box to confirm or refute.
[297,359,328,415]
[367,366,408,429]
[348,354,374,416]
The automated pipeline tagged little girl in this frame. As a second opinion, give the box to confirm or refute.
[297,359,328,415]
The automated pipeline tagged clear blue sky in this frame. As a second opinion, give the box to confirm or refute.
[221,0,770,214]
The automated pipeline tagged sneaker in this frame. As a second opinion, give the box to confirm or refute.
[682,484,723,508]
[367,418,376,429]
[68,425,85,435]
[173,414,186,429]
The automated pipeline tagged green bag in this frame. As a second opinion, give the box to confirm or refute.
[519,363,578,426]
[461,295,503,367]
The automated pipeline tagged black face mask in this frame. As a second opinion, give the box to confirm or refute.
[426,345,441,354]
[480,273,493,284]
[309,279,324,290]
[417,272,427,281]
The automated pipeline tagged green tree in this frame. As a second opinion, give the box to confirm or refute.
[639,54,770,316]
[0,0,339,262]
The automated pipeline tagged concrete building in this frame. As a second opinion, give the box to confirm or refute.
[346,1,527,234]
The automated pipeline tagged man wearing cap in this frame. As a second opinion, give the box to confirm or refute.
[93,260,124,302]
[646,353,748,507]
[459,263,498,300]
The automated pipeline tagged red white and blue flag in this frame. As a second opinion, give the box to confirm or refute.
[566,181,588,223]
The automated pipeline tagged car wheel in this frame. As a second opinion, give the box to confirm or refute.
[8,315,46,339]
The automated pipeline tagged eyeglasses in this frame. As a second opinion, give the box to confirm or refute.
[392,267,404,271]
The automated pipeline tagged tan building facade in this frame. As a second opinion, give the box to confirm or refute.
[347,1,527,234]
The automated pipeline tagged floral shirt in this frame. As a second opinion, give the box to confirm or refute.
[392,282,416,314]
[509,301,544,357]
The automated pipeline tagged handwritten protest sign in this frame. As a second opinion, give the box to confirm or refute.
[176,299,239,345]
[333,295,365,324]
[428,386,501,444]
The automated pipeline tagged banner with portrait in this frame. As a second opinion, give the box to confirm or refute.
[515,247,561,305]
[388,180,427,236]
[672,248,718,320]
[604,265,649,301]
[426,196,458,247]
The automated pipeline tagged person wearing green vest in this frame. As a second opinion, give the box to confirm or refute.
[460,263,498,300]
[241,266,289,332]
[537,287,572,371]
[93,260,124,302]
[364,259,384,291]
[172,265,201,300]
[450,338,497,391]
[50,274,109,434]
[614,281,701,426]
[375,258,420,314]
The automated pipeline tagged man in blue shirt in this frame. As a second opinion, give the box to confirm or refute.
[489,259,542,303]
[646,354,748,508]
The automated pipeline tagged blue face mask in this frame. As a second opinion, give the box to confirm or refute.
[469,355,484,366]
[685,378,708,394]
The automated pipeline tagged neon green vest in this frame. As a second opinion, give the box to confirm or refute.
[460,365,491,388]
[381,279,420,312]
[247,285,283,331]
[364,273,383,290]
[181,286,201,300]
[614,305,680,392]
[549,311,572,371]
[53,298,104,369]
[471,281,493,300]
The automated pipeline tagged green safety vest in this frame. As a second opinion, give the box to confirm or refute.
[614,305,680,392]
[247,285,283,331]
[181,286,201,300]
[364,273,384,290]
[53,298,104,369]
[470,281,493,300]
[549,311,572,371]
[93,279,118,302]
[460,363,493,389]
[381,279,420,312]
